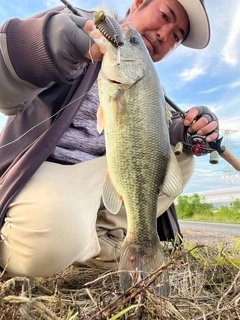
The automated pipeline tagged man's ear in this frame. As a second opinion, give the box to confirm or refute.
[129,0,146,14]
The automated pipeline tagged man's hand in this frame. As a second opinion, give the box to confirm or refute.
[67,15,103,61]
[182,106,219,142]
[82,19,103,61]
[46,13,103,80]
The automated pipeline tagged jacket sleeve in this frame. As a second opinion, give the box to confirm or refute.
[0,6,93,115]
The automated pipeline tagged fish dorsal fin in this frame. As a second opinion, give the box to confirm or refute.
[102,170,123,214]
[161,148,183,199]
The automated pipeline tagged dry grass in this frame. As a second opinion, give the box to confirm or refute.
[0,240,239,320]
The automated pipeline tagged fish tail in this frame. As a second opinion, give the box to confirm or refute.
[118,237,170,296]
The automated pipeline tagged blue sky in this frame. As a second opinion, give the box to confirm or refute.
[0,0,240,193]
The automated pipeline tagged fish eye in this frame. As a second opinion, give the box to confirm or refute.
[130,36,140,45]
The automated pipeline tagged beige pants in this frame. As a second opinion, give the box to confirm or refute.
[0,152,194,277]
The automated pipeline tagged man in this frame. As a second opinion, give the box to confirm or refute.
[0,0,218,277]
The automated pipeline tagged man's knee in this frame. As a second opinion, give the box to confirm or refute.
[0,219,99,277]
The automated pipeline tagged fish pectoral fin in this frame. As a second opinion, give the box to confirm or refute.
[112,94,128,128]
[97,105,105,134]
[102,171,122,214]
[161,148,183,199]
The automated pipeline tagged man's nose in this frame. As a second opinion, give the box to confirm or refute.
[157,26,172,42]
[159,35,167,43]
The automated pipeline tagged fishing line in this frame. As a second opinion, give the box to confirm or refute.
[1,1,123,149]
[88,36,94,64]
[117,47,121,65]
[0,91,90,149]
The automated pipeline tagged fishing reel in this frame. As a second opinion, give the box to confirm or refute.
[174,127,222,165]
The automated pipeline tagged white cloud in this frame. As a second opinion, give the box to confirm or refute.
[200,79,240,94]
[220,3,240,66]
[229,80,240,88]
[178,66,205,82]
[45,0,129,17]
[44,0,59,7]
[200,86,222,94]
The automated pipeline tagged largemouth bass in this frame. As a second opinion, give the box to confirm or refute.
[91,23,182,296]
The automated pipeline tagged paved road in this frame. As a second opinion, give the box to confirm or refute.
[179,220,240,237]
[179,220,240,245]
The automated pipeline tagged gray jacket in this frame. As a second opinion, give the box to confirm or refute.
[0,5,184,233]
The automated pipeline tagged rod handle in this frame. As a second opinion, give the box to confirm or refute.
[220,148,240,171]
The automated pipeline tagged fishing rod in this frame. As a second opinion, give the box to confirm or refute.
[60,0,240,171]
[60,0,80,16]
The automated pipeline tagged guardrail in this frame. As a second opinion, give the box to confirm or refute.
[183,187,240,204]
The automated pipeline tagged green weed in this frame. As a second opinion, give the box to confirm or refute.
[176,194,240,223]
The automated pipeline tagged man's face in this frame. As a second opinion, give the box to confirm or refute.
[121,0,189,62]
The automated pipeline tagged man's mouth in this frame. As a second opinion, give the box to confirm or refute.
[143,35,158,56]
[143,36,154,54]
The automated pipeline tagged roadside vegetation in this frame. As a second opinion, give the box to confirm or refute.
[176,193,240,223]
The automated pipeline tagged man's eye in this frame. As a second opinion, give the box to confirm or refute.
[174,33,180,43]
[161,12,168,21]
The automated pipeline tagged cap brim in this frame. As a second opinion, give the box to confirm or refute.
[178,0,210,49]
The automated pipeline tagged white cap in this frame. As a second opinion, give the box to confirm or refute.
[178,0,210,49]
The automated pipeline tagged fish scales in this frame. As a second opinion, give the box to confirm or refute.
[100,64,169,241]
[91,22,182,296]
